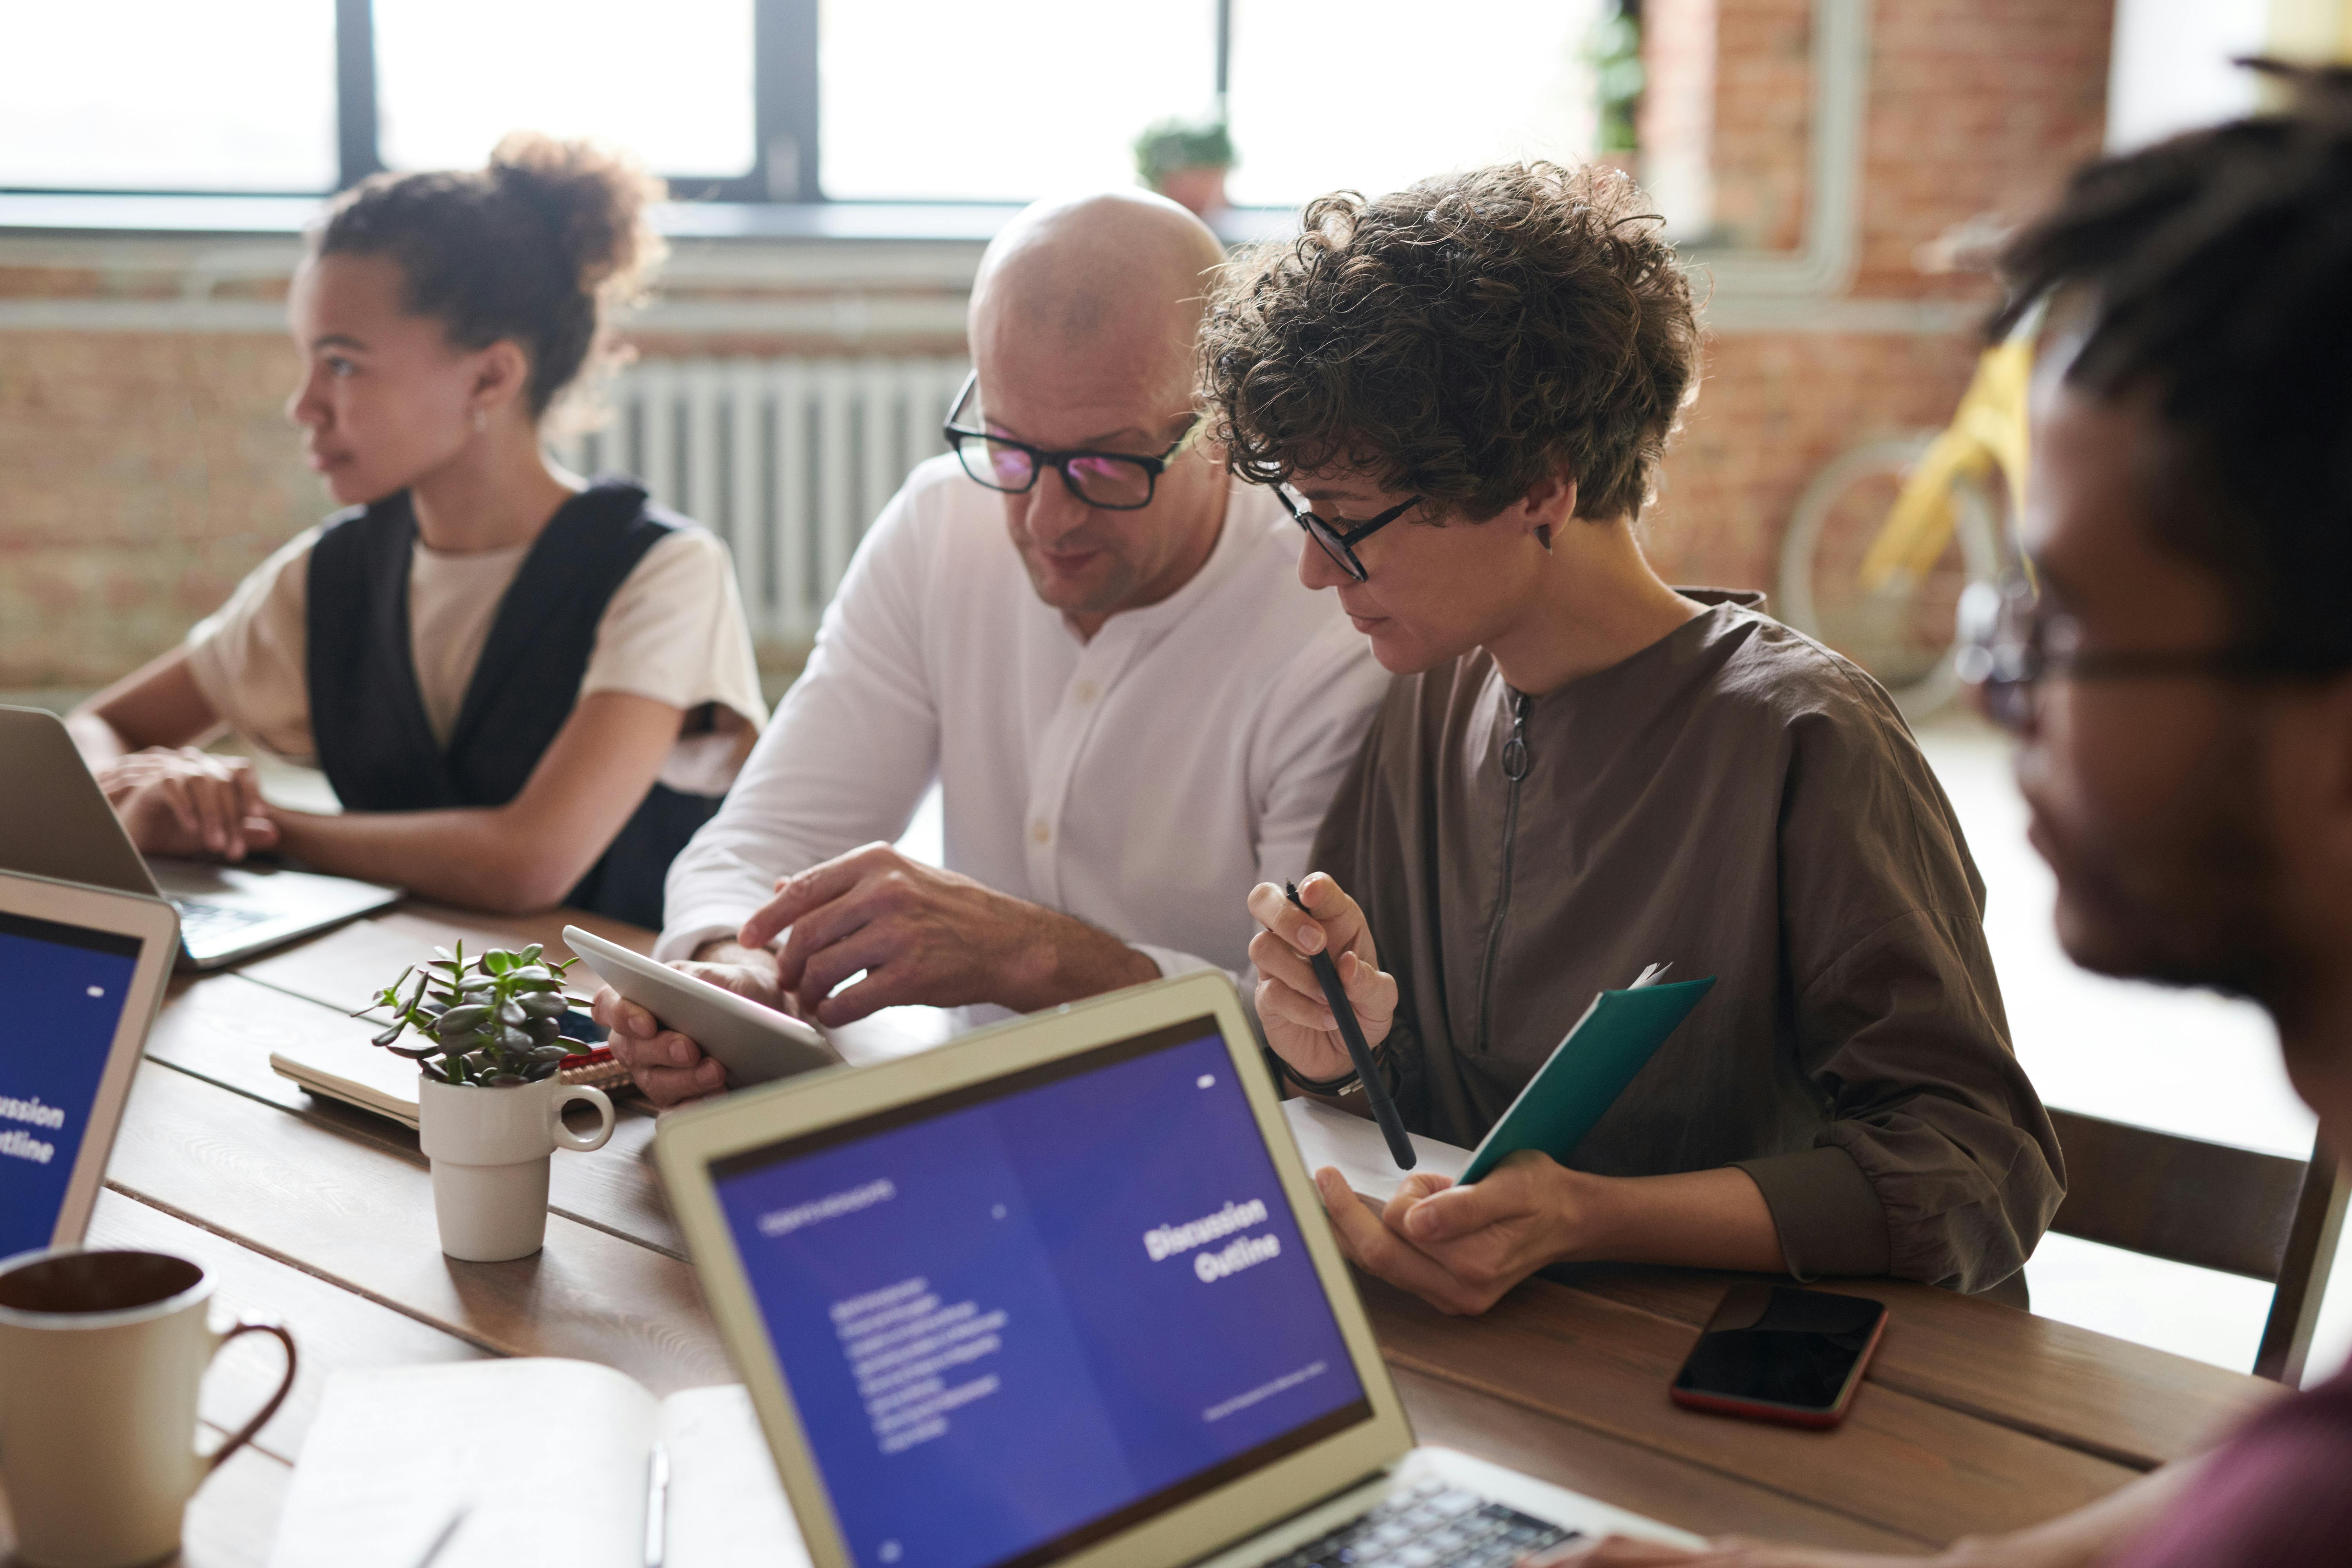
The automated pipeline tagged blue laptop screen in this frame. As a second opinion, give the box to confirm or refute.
[710,1018,1372,1568]
[0,909,143,1260]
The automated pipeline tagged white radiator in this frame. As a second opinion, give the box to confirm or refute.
[553,356,971,643]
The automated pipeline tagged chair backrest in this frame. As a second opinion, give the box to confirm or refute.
[2047,1108,2348,1383]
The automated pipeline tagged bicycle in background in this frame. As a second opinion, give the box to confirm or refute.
[1776,301,2042,718]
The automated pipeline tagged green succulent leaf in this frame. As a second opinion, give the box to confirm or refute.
[435,1004,492,1036]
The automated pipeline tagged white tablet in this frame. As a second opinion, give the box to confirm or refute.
[562,926,842,1089]
[0,870,182,1262]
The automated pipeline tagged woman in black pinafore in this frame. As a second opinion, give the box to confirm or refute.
[69,135,766,929]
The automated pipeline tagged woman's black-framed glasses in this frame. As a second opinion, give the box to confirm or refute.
[1954,573,2313,732]
[1271,485,1422,582]
[942,371,1203,511]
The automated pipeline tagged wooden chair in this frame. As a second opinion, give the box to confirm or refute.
[2047,1108,2349,1383]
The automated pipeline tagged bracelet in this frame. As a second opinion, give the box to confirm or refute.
[1270,1049,1359,1096]
[1268,1042,1394,1098]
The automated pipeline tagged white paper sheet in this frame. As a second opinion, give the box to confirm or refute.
[1280,1097,1471,1207]
[657,1385,811,1568]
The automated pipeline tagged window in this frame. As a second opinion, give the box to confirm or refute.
[0,1,337,192]
[818,0,1218,201]
[2,0,1619,210]
[1223,0,1605,209]
[376,0,755,178]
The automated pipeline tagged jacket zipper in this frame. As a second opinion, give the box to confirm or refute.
[1474,690,1532,1054]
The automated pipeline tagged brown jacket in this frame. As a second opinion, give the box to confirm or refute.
[1310,595,2062,1292]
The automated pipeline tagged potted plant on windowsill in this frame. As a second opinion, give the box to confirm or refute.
[1135,115,1235,218]
[354,942,616,1262]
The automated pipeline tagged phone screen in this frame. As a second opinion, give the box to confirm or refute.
[1671,1283,1886,1418]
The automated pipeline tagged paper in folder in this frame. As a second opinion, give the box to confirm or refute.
[1458,965,1716,1184]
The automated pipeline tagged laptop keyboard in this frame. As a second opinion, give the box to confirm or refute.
[1259,1480,1578,1568]
[169,898,273,945]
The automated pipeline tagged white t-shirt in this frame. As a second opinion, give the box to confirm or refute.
[185,517,768,797]
[660,455,1392,990]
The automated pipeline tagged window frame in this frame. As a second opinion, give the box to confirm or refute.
[0,0,821,202]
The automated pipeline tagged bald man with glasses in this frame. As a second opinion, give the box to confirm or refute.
[595,190,1388,1103]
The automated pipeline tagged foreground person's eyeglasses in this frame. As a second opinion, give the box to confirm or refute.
[941,372,1203,511]
[1954,575,2313,732]
[1271,486,1423,582]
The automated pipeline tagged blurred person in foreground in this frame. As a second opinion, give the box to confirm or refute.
[1544,73,2352,1568]
[593,190,1386,1102]
[67,136,764,925]
[1205,162,2059,1307]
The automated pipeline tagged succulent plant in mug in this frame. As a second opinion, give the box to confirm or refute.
[352,940,589,1087]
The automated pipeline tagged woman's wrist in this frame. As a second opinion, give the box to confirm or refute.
[1535,1166,1788,1272]
[1538,1165,1625,1264]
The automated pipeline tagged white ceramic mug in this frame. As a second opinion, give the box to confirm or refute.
[0,1248,296,1568]
[416,1073,615,1262]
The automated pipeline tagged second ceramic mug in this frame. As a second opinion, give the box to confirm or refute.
[0,1248,297,1568]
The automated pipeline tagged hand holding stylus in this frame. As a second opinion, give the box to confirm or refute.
[1246,875,1415,1170]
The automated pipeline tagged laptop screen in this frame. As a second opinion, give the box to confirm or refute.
[710,1016,1374,1568]
[0,908,144,1259]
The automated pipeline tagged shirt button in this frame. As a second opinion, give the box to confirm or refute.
[1073,680,1099,704]
[1031,819,1051,844]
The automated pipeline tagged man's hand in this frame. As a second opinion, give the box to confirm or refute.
[1311,1153,1584,1315]
[738,842,1156,1024]
[1246,873,1396,1084]
[590,942,790,1107]
[100,747,279,861]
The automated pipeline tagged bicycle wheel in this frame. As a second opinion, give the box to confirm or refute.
[1777,434,2003,720]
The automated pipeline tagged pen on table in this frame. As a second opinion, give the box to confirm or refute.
[1284,878,1416,1171]
[645,1445,669,1568]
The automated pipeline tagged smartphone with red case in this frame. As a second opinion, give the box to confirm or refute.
[1669,1283,1887,1429]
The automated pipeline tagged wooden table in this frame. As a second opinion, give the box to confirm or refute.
[9,901,2284,1564]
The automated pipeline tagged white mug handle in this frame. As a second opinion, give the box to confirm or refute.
[550,1083,615,1152]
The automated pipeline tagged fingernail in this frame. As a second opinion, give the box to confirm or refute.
[671,1041,693,1066]
[1299,925,1324,953]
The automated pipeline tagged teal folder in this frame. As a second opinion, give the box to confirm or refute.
[1459,973,1717,1183]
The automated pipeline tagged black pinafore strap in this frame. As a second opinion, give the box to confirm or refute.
[304,479,720,927]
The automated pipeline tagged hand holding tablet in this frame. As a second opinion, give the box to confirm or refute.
[563,926,842,1092]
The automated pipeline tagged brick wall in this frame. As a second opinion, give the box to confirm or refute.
[0,329,316,690]
[1640,0,2113,597]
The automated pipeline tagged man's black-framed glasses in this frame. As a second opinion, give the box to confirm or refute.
[942,371,1203,512]
[1955,573,2316,732]
[1271,485,1422,582]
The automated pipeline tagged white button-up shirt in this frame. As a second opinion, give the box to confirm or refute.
[659,456,1390,996]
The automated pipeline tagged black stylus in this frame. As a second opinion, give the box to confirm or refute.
[1285,879,1416,1171]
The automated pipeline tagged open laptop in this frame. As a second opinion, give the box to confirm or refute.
[0,706,399,970]
[0,869,181,1263]
[657,969,1697,1568]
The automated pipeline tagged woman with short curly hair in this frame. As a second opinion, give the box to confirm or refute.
[1207,162,2060,1313]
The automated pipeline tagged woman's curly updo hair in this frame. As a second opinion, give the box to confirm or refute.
[1198,161,1697,523]
[313,132,666,419]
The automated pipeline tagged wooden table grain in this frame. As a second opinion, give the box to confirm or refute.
[13,902,2284,1566]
